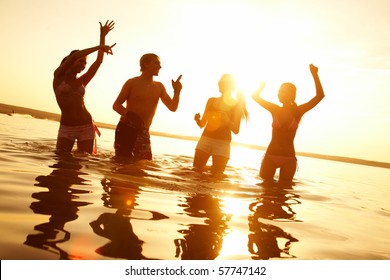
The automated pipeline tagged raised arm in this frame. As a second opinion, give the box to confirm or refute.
[54,46,104,79]
[98,20,115,62]
[298,64,325,115]
[80,20,116,86]
[161,75,182,112]
[251,82,279,113]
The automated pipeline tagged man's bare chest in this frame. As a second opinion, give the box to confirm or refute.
[129,87,160,104]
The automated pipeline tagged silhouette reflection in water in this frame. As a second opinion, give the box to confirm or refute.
[248,186,300,259]
[175,193,230,260]
[90,173,168,259]
[25,154,91,259]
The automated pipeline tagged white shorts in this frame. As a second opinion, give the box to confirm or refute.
[57,123,95,142]
[195,136,230,159]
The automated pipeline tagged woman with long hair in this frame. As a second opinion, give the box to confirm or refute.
[53,20,115,154]
[252,64,325,186]
[193,74,249,176]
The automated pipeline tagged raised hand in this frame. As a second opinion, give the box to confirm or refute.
[252,81,266,99]
[172,74,183,94]
[100,20,115,38]
[101,43,116,55]
[194,113,203,127]
[310,64,318,75]
[257,81,266,92]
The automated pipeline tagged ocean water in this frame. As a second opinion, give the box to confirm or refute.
[0,113,389,260]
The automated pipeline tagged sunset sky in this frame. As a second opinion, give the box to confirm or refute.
[0,0,389,163]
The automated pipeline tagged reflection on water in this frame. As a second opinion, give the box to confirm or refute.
[2,114,389,260]
[23,150,303,260]
[25,154,91,260]
[249,186,301,221]
[90,176,145,260]
[175,193,230,260]
[90,164,169,260]
[247,185,300,259]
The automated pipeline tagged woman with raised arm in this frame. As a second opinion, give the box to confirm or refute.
[193,74,249,177]
[53,20,116,154]
[252,64,325,186]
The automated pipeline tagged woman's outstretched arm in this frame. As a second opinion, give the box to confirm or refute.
[252,82,279,113]
[53,44,113,90]
[81,20,116,86]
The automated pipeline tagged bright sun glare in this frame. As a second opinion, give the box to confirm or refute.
[218,196,251,258]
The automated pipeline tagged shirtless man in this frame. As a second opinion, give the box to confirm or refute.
[112,53,182,160]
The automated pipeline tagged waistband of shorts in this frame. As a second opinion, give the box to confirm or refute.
[59,122,94,129]
[200,135,231,143]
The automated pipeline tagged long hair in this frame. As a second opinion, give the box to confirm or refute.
[236,91,249,121]
[219,74,249,121]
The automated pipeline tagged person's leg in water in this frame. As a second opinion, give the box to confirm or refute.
[77,139,94,154]
[209,138,230,177]
[278,158,297,187]
[193,149,211,172]
[133,128,152,160]
[114,121,138,157]
[211,155,229,178]
[56,124,77,153]
[259,155,278,185]
[70,123,97,154]
[56,137,75,154]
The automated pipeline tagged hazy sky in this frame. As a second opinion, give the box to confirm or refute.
[1,0,389,163]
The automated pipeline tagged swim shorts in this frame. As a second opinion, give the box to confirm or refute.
[114,112,152,160]
[57,123,95,142]
[195,136,230,159]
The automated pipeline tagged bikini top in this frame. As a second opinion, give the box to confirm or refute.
[54,81,85,97]
[272,115,299,131]
[202,98,236,140]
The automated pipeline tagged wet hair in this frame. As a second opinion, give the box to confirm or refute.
[140,53,159,72]
[60,50,79,65]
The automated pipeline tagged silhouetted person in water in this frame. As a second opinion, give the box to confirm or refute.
[252,64,324,186]
[53,20,115,154]
[112,53,182,160]
[248,186,299,259]
[25,155,91,259]
[248,216,298,259]
[174,194,229,260]
[90,177,168,259]
[193,74,248,176]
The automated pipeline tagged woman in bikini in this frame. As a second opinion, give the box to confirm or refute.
[252,64,325,186]
[53,20,115,154]
[193,74,249,176]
